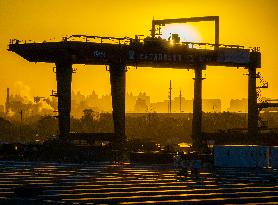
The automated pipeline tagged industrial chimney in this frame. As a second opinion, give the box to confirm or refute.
[5,88,10,113]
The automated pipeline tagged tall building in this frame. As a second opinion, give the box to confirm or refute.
[134,98,148,113]
[5,88,10,113]
[0,105,4,117]
[228,98,248,113]
[138,92,150,106]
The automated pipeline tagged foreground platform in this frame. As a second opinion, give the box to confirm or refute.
[0,161,278,204]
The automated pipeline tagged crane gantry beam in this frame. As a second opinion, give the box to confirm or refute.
[151,16,220,46]
[8,40,260,68]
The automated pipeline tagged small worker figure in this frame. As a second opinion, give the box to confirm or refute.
[190,154,201,179]
[168,33,172,41]
[176,152,189,179]
[168,34,181,44]
[179,160,189,178]
[171,34,181,44]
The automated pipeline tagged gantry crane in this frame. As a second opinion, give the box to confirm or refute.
[8,16,261,151]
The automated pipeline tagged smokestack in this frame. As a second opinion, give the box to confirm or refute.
[169,80,172,113]
[5,88,10,113]
[180,89,182,113]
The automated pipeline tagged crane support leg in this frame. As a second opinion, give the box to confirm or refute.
[248,66,258,138]
[109,63,126,150]
[56,61,72,139]
[192,65,204,151]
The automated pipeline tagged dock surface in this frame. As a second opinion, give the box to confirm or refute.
[0,161,278,204]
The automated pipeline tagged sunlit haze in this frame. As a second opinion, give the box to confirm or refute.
[161,24,202,43]
[0,0,278,111]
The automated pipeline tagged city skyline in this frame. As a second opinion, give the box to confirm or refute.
[1,86,256,116]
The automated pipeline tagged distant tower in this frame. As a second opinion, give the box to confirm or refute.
[5,88,10,114]
[180,89,182,113]
[168,80,172,113]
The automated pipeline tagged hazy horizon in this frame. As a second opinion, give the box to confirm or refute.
[1,82,251,112]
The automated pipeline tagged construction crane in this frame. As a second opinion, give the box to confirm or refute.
[33,96,45,103]
[255,73,278,129]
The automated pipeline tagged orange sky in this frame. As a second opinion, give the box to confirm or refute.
[0,0,277,110]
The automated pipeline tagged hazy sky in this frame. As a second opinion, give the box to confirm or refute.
[0,0,277,110]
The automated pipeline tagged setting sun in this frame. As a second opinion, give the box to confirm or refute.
[161,24,202,43]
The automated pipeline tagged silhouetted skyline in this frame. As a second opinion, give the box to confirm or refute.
[3,88,277,118]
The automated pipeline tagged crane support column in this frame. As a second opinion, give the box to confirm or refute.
[248,66,258,138]
[192,65,204,151]
[109,63,126,149]
[56,61,72,139]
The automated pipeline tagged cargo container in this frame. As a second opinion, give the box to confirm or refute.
[270,146,278,168]
[214,145,269,168]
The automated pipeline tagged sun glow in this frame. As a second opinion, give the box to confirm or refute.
[161,24,202,43]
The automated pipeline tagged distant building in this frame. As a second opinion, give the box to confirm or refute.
[86,91,98,107]
[0,105,4,117]
[99,94,112,112]
[152,98,221,113]
[137,92,150,106]
[172,97,186,113]
[71,91,151,115]
[126,92,137,112]
[151,100,169,113]
[228,98,248,113]
[134,98,148,113]
[72,91,86,105]
[203,99,221,113]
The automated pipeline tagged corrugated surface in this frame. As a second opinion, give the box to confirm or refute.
[214,145,269,168]
[0,161,278,204]
[271,147,278,169]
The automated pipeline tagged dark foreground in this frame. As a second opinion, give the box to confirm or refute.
[0,161,278,204]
